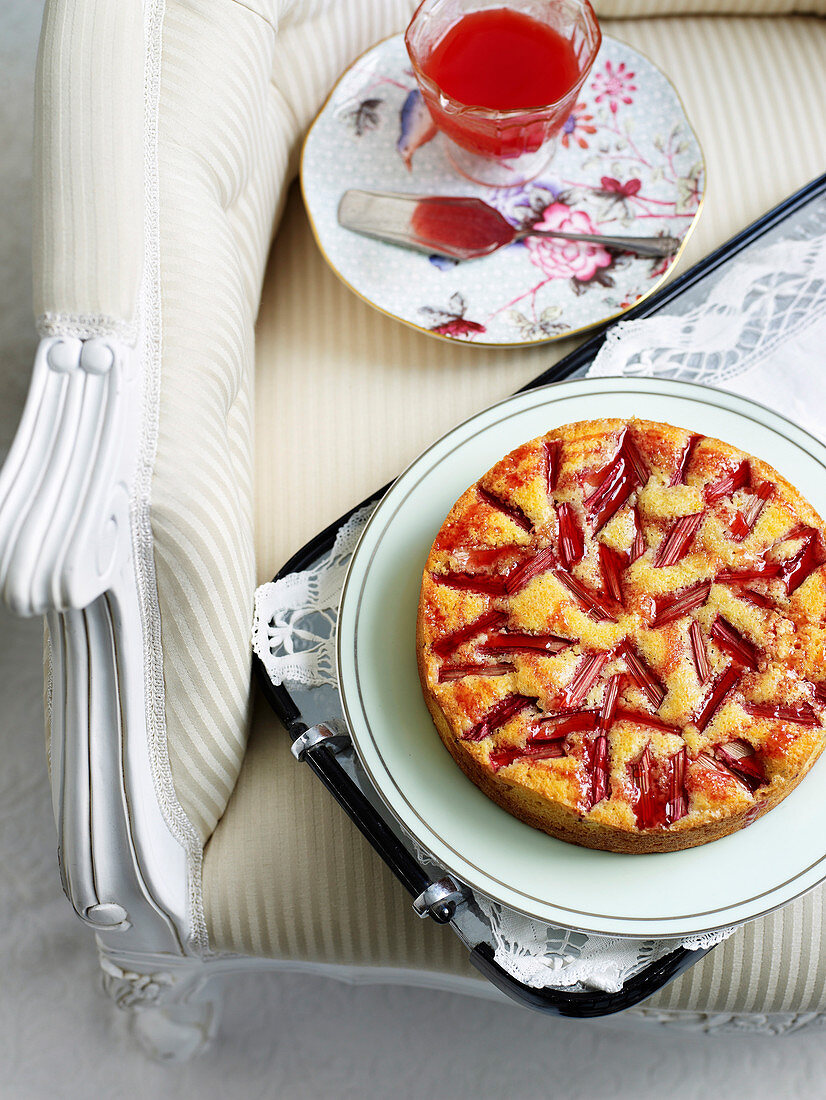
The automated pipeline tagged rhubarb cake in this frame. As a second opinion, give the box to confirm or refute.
[416,418,826,853]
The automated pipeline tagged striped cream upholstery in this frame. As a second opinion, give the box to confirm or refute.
[150,0,418,843]
[152,0,283,844]
[33,0,143,337]
[203,12,826,1013]
[655,899,826,1013]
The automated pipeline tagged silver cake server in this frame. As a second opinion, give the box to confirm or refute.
[338,189,681,261]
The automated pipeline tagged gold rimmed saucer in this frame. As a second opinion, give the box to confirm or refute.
[301,34,705,348]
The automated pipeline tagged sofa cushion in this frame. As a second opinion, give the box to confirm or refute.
[204,12,826,1013]
[205,695,474,974]
[154,0,416,843]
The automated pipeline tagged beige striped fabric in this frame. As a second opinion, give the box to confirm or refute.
[33,0,143,337]
[153,0,418,843]
[205,12,826,1013]
[655,898,826,1013]
[204,693,474,973]
[152,0,276,844]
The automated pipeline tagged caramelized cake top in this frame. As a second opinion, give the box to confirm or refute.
[417,418,826,833]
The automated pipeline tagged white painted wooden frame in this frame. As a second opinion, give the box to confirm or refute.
[0,329,216,1055]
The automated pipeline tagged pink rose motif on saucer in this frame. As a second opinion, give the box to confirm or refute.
[525,203,612,283]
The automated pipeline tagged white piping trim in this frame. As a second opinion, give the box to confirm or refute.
[136,0,208,956]
[37,311,138,343]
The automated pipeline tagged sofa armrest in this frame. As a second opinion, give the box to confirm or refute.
[0,0,199,961]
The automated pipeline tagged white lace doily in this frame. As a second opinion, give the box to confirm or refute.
[587,231,826,426]
[254,505,373,689]
[253,212,826,994]
[472,896,728,992]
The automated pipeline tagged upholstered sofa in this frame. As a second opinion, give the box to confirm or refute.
[4,0,825,1058]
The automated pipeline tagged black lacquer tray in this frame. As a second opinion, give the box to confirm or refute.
[255,173,826,1018]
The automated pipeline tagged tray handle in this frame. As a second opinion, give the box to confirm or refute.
[277,708,710,1016]
[279,713,456,924]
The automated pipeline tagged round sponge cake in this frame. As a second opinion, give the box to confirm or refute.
[416,418,826,853]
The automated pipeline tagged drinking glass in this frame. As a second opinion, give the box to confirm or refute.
[405,0,602,187]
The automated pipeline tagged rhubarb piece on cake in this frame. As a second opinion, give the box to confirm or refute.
[417,417,826,853]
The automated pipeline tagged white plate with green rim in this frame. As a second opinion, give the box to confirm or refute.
[336,377,826,938]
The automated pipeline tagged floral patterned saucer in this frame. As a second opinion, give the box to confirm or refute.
[301,34,705,346]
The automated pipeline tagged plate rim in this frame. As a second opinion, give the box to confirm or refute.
[337,376,826,937]
[300,31,707,349]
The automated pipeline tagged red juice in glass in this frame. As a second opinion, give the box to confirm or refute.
[405,0,601,186]
[423,9,581,155]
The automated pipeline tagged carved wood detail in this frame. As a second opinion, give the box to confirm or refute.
[1,337,192,962]
[0,337,136,616]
